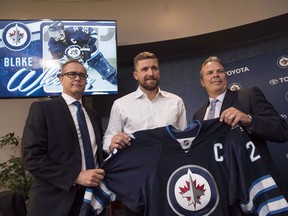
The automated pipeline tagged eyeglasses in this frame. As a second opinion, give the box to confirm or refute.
[61,71,88,80]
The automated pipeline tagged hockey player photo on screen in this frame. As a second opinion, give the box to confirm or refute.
[42,20,118,95]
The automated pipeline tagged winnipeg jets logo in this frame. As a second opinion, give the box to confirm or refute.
[277,55,288,69]
[65,45,82,59]
[2,22,31,51]
[229,82,242,91]
[167,165,219,215]
[179,169,206,209]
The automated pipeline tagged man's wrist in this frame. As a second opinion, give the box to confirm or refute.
[109,145,114,153]
[247,114,252,123]
[244,114,253,127]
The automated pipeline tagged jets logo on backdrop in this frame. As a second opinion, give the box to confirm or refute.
[277,56,288,69]
[167,165,219,215]
[228,82,242,91]
[2,22,31,51]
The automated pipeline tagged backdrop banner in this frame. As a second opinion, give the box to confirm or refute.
[224,48,288,180]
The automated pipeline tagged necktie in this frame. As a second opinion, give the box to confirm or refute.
[207,99,218,120]
[73,101,95,169]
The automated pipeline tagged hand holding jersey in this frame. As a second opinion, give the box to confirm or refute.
[220,106,252,128]
[108,132,131,152]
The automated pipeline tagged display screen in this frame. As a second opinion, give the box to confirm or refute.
[0,19,118,98]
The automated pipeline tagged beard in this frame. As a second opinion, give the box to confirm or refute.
[139,77,160,91]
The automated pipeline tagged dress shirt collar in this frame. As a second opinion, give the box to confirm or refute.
[61,93,83,106]
[209,90,227,104]
[134,86,166,100]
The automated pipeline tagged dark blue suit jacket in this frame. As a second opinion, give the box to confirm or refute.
[22,96,104,215]
[193,87,288,200]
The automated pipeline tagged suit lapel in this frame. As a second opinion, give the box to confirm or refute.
[56,97,82,161]
[221,89,237,113]
[200,101,209,120]
[56,97,78,138]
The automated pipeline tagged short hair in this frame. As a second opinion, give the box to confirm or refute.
[200,56,224,79]
[133,52,158,71]
[60,59,86,75]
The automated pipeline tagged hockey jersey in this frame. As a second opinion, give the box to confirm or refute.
[48,26,97,60]
[81,119,288,216]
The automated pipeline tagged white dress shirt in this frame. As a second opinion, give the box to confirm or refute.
[103,87,187,152]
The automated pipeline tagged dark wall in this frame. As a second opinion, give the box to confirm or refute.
[92,13,288,123]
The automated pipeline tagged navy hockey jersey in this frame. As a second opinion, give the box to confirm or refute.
[81,119,288,215]
[48,26,97,60]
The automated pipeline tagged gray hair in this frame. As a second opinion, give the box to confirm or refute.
[200,56,224,79]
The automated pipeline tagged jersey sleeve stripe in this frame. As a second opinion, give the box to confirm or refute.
[258,197,288,216]
[241,175,277,211]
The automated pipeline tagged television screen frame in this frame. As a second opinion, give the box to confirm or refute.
[0,19,118,99]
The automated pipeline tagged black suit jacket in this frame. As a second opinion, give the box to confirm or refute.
[22,96,104,216]
[193,87,288,200]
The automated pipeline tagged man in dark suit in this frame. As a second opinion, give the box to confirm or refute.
[193,56,288,200]
[22,59,105,216]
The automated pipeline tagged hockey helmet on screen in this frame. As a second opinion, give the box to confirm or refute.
[48,20,64,32]
[48,20,65,41]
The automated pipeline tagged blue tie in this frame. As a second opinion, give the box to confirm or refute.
[73,101,95,169]
[207,99,218,120]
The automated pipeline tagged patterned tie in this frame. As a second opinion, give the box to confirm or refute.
[207,99,218,120]
[73,101,95,169]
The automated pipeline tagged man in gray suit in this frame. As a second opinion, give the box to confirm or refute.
[193,56,288,200]
[22,60,105,215]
